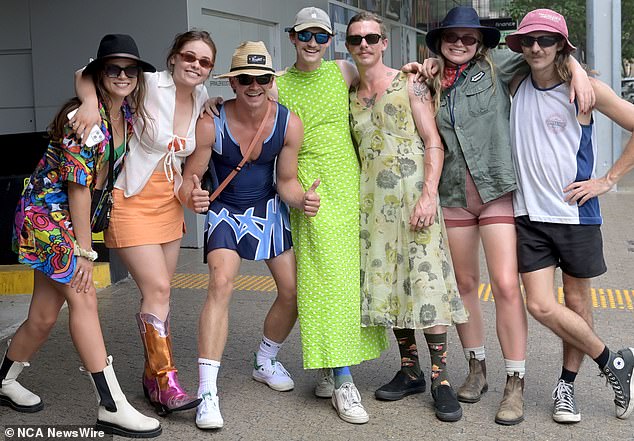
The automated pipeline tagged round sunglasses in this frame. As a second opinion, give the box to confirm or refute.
[441,32,480,46]
[104,64,140,78]
[178,52,214,69]
[346,33,383,46]
[236,74,273,86]
[296,30,330,44]
[519,35,562,48]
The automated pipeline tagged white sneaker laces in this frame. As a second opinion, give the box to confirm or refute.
[339,383,362,411]
[552,380,576,413]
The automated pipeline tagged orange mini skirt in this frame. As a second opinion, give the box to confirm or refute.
[105,172,185,248]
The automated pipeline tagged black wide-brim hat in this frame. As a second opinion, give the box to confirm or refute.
[425,6,501,53]
[83,34,156,76]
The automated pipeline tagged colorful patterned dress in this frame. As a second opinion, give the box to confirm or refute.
[349,72,468,329]
[277,60,388,369]
[13,102,131,284]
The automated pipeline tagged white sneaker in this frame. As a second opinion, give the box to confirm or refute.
[196,393,223,429]
[252,357,294,392]
[314,368,334,398]
[331,382,369,424]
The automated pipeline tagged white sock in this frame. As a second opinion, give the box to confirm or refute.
[198,358,220,397]
[256,336,283,365]
[505,359,526,379]
[463,346,486,361]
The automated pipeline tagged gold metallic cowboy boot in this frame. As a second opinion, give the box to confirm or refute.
[457,352,488,403]
[495,372,524,425]
[136,313,200,416]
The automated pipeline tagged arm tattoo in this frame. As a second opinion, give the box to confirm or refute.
[362,93,377,109]
[413,82,430,102]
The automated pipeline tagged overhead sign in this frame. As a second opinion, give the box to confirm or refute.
[480,17,517,31]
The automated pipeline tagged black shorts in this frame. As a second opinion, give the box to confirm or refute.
[515,216,607,277]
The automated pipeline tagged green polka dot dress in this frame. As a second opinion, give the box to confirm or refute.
[277,60,388,369]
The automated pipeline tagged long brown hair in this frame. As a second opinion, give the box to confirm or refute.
[47,63,149,140]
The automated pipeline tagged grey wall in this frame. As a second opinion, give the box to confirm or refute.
[1,0,188,134]
[0,0,35,134]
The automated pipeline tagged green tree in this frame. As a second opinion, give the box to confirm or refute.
[506,0,634,72]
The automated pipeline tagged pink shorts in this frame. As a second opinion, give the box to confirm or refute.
[442,173,514,227]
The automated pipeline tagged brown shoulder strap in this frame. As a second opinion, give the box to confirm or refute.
[209,100,273,202]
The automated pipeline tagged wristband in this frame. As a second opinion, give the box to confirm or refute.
[75,246,98,262]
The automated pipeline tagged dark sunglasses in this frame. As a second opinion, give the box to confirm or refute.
[104,64,140,78]
[519,35,562,48]
[236,74,273,86]
[346,33,383,46]
[178,52,214,69]
[296,30,330,44]
[442,32,480,46]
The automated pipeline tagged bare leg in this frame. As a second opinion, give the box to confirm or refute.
[263,249,298,343]
[198,249,241,360]
[445,226,484,350]
[116,239,181,320]
[7,271,66,362]
[523,267,604,358]
[480,224,527,361]
[15,270,108,372]
[561,274,593,373]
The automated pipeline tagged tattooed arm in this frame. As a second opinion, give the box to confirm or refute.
[407,76,444,229]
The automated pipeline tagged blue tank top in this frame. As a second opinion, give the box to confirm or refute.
[210,102,290,206]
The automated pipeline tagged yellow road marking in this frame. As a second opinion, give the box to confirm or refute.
[166,276,634,311]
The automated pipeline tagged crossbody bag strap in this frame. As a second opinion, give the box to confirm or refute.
[208,100,273,202]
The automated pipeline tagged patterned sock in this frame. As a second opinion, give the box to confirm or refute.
[393,328,421,378]
[424,332,449,389]
[504,359,526,379]
[198,358,220,397]
[560,367,577,383]
[333,366,353,389]
[256,335,282,365]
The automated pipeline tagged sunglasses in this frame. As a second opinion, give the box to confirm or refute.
[519,35,562,48]
[442,32,480,46]
[178,52,214,69]
[104,64,140,78]
[346,33,383,46]
[296,30,330,44]
[236,74,273,86]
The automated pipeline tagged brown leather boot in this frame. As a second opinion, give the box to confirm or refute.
[457,352,488,403]
[495,372,524,425]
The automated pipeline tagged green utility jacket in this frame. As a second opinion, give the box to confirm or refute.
[435,50,527,208]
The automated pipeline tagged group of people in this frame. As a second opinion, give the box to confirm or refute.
[1,3,634,437]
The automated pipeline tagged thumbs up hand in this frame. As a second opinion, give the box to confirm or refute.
[191,174,210,214]
[303,179,321,217]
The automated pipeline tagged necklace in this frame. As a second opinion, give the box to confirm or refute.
[109,109,122,122]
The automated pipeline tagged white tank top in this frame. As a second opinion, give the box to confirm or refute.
[511,76,601,225]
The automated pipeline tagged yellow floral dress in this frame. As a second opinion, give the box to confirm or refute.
[349,72,468,329]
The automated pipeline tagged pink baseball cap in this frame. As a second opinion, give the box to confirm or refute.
[505,9,576,53]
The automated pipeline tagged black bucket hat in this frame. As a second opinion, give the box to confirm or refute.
[425,6,501,53]
[83,34,156,76]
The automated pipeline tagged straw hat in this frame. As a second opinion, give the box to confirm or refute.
[83,34,156,76]
[215,41,278,78]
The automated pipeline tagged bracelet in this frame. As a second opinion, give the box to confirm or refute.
[425,145,445,151]
[75,246,98,262]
